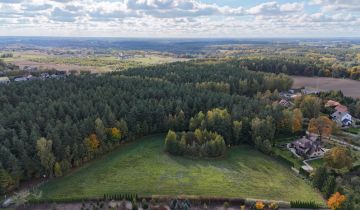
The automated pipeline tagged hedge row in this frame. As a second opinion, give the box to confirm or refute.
[103,193,138,201]
[290,200,321,209]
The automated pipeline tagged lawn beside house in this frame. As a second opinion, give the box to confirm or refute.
[38,135,324,203]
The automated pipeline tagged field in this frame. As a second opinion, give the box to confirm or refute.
[2,51,186,73]
[291,76,360,98]
[39,135,324,203]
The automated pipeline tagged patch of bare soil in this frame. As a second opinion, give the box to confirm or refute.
[291,76,360,99]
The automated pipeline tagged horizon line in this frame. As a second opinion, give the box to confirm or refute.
[1,35,360,40]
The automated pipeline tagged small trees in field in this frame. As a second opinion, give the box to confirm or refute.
[164,129,226,158]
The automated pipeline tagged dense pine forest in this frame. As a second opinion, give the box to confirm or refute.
[0,61,295,193]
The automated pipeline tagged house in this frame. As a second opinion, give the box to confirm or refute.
[301,87,320,95]
[26,75,37,80]
[0,76,10,84]
[14,77,28,82]
[23,66,38,72]
[290,133,325,158]
[331,110,352,126]
[40,73,50,79]
[335,104,348,113]
[279,91,301,100]
[279,99,292,108]
[325,100,340,107]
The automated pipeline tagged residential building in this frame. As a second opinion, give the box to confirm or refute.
[331,111,352,127]
[335,104,348,113]
[325,100,340,107]
[279,99,292,108]
[290,133,325,158]
[14,77,28,82]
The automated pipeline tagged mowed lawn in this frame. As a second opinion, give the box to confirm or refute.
[40,135,324,203]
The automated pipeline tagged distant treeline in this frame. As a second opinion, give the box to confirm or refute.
[231,57,360,80]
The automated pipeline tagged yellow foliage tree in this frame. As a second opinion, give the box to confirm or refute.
[308,116,333,139]
[110,127,122,141]
[53,162,63,177]
[327,192,346,210]
[84,134,100,153]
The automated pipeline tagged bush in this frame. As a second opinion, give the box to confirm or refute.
[290,201,320,209]
[132,203,138,210]
[223,201,230,209]
[269,202,279,210]
[142,198,149,209]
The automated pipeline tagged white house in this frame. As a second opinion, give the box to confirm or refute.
[331,111,352,126]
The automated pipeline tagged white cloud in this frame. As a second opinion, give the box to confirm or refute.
[0,0,359,37]
[311,0,360,12]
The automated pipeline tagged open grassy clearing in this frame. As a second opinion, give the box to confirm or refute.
[39,135,323,203]
[1,51,187,72]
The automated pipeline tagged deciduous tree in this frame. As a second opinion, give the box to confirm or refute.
[232,120,243,145]
[0,169,15,194]
[308,116,333,139]
[54,162,63,177]
[36,138,55,177]
[300,96,322,118]
[324,147,352,169]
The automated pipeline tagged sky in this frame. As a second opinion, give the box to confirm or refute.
[0,0,359,38]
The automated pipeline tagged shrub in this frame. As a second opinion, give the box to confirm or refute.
[269,202,279,210]
[150,198,156,206]
[141,198,148,209]
[290,201,320,209]
[223,201,230,209]
[255,201,265,210]
[132,203,138,210]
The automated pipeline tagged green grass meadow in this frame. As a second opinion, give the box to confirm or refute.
[39,135,324,203]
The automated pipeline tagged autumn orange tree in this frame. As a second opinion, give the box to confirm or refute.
[308,116,333,140]
[327,192,346,210]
